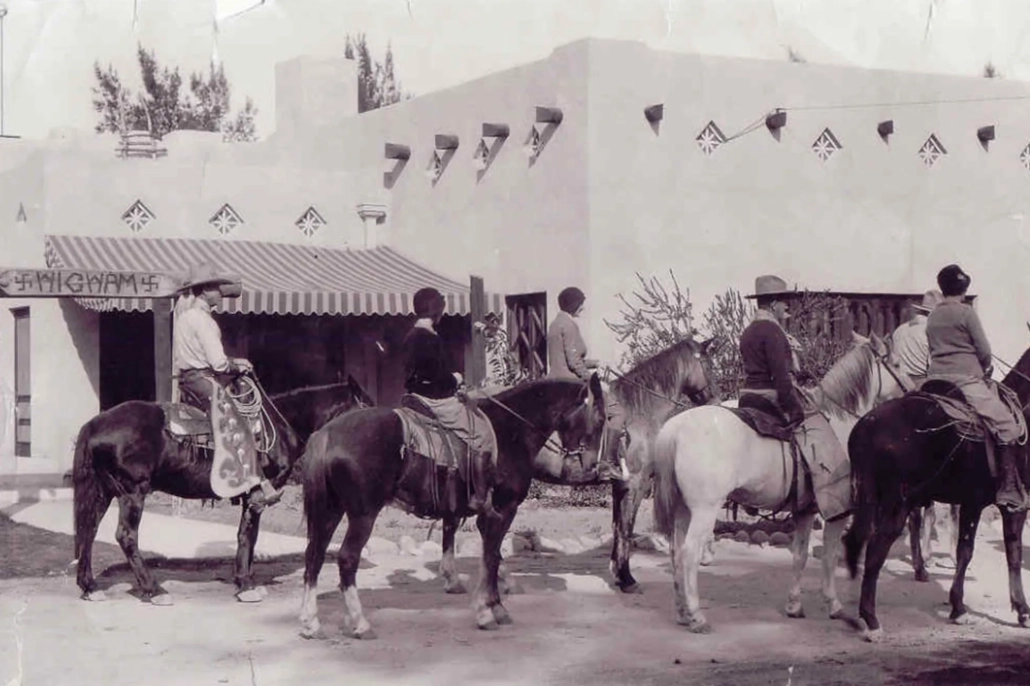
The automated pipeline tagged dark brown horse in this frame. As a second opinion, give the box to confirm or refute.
[845,346,1030,642]
[72,375,372,605]
[436,336,719,597]
[298,375,611,638]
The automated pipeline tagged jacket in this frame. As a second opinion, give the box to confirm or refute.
[926,301,991,378]
[402,325,459,399]
[547,311,594,380]
[739,312,804,422]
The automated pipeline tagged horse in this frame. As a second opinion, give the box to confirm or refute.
[844,346,1030,642]
[434,336,720,597]
[298,375,613,638]
[72,374,372,605]
[651,332,912,633]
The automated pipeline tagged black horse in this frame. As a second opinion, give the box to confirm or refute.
[72,375,372,605]
[298,375,610,638]
[844,347,1030,642]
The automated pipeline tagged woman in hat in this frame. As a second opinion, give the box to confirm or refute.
[546,286,626,481]
[173,261,282,510]
[926,264,1026,512]
[401,287,500,518]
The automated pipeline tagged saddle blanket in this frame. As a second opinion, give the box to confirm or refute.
[394,395,498,473]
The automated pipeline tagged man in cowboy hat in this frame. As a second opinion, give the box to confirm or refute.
[173,261,281,510]
[890,289,945,385]
[740,274,851,520]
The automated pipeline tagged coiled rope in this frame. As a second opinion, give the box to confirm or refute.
[224,376,277,453]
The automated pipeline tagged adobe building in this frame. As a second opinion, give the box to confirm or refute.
[4,38,1030,478]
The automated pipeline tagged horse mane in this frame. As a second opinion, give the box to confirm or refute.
[609,337,699,415]
[810,341,876,420]
[270,381,358,400]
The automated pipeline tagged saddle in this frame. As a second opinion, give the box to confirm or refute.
[728,394,794,442]
[916,380,994,442]
[162,403,214,439]
[394,395,474,475]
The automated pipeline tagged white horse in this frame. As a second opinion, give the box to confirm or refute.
[651,333,913,633]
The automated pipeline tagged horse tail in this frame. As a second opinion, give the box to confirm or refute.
[652,425,683,538]
[301,428,333,532]
[844,416,876,579]
[72,420,102,561]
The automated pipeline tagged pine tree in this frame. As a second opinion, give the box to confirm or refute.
[344,33,410,113]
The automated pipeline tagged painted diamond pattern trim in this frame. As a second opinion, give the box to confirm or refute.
[918,134,947,168]
[812,128,842,162]
[210,204,243,235]
[121,200,154,233]
[296,206,326,238]
[696,121,727,156]
[1021,143,1030,171]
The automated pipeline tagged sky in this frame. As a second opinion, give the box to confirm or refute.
[2,0,1030,139]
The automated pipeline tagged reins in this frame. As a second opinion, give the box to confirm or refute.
[480,392,588,458]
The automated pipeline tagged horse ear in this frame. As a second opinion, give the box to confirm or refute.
[869,331,888,356]
[588,372,604,406]
[851,330,868,346]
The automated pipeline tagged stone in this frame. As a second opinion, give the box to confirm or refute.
[751,530,770,546]
[420,540,443,557]
[536,536,565,554]
[733,531,751,543]
[512,532,535,554]
[578,535,603,551]
[769,532,792,547]
[398,535,421,556]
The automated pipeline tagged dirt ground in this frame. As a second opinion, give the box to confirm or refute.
[1,498,1029,686]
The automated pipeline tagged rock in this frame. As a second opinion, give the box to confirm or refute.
[500,534,515,557]
[536,537,565,554]
[512,532,535,554]
[578,535,603,551]
[398,535,421,556]
[733,531,751,544]
[769,532,792,547]
[364,537,399,558]
[420,540,443,557]
[751,530,770,546]
[560,538,585,554]
[458,537,482,558]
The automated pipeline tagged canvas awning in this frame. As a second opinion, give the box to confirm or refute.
[43,235,503,316]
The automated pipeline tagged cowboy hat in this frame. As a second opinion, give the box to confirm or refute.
[744,274,795,299]
[912,289,944,314]
[178,261,234,292]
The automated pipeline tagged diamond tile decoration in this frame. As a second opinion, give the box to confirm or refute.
[1021,143,1030,171]
[295,207,326,238]
[210,204,243,235]
[121,200,154,233]
[811,128,843,162]
[696,121,727,156]
[918,134,947,168]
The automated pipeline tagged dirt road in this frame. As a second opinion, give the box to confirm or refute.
[1,515,1028,686]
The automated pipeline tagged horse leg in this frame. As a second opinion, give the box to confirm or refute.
[440,516,467,594]
[114,491,168,605]
[472,504,517,630]
[820,516,848,619]
[948,505,984,624]
[785,512,814,618]
[337,512,378,639]
[299,507,344,640]
[1001,509,1030,627]
[610,476,646,593]
[76,490,113,602]
[676,503,718,633]
[908,507,930,582]
[859,505,909,642]
[234,505,265,603]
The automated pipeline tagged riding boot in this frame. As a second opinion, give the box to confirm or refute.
[468,450,502,520]
[595,431,628,482]
[995,443,1028,513]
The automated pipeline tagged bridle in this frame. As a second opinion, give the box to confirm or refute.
[481,392,593,460]
[810,342,913,419]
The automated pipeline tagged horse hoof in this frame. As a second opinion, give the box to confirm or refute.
[150,594,174,607]
[299,626,326,640]
[678,617,711,634]
[951,613,974,626]
[914,569,930,583]
[786,606,806,619]
[83,591,108,602]
[863,628,885,643]
[255,585,269,598]
[237,590,264,603]
[619,582,643,595]
[445,582,468,595]
[491,606,514,625]
[478,620,500,631]
[1018,613,1029,628]
[350,627,377,640]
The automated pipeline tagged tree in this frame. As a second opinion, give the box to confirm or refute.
[91,45,258,142]
[344,33,411,112]
[604,270,699,371]
[700,288,755,399]
[983,61,1001,78]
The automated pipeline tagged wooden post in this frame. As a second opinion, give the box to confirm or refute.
[469,276,487,387]
[154,298,173,402]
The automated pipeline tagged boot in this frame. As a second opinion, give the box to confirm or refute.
[995,444,1028,513]
[595,430,628,482]
[468,450,502,520]
[248,479,283,513]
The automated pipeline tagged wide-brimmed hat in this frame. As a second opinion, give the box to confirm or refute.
[912,289,944,314]
[745,275,794,299]
[178,262,234,292]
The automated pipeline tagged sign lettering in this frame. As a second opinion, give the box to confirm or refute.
[1,268,182,298]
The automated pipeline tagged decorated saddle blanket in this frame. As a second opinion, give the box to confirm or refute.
[394,394,498,474]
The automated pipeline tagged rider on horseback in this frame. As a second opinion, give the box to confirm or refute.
[402,287,501,519]
[890,289,945,384]
[925,264,1027,512]
[173,262,282,510]
[546,286,627,482]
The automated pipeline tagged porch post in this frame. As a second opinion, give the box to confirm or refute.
[154,298,173,402]
[469,275,487,387]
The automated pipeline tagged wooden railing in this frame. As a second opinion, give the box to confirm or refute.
[115,131,168,159]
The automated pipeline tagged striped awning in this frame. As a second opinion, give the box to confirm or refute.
[44,235,503,316]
